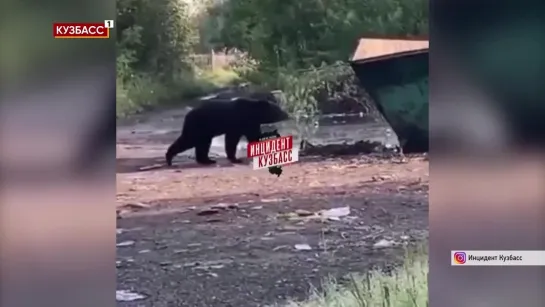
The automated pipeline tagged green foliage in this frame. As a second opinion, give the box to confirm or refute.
[217,0,428,68]
[116,0,220,117]
[202,0,428,137]
[278,246,428,307]
[116,0,428,122]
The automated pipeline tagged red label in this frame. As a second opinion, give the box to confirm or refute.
[247,136,293,158]
[53,23,109,38]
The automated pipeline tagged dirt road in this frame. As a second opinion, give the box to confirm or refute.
[116,108,429,306]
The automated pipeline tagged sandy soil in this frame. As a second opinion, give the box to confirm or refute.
[116,108,429,307]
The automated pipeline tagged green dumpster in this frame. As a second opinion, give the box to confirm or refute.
[350,43,429,153]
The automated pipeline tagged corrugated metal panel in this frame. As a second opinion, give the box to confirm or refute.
[350,38,429,62]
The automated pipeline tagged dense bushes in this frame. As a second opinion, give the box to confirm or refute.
[210,0,428,122]
[116,0,428,120]
[116,0,240,117]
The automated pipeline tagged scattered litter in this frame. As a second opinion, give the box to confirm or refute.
[116,229,124,235]
[294,244,312,251]
[373,239,396,249]
[184,259,232,269]
[273,245,290,251]
[251,205,263,210]
[116,241,135,247]
[400,235,410,241]
[320,206,350,219]
[116,290,146,302]
[116,261,121,267]
[138,249,151,254]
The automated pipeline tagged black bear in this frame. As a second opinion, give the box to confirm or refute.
[165,98,289,166]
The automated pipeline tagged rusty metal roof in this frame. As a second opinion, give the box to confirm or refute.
[350,38,429,63]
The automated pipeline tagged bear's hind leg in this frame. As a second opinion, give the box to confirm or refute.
[195,136,216,165]
[225,132,243,163]
[166,134,194,166]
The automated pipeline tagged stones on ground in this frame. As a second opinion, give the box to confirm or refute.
[116,228,124,235]
[116,240,135,247]
[294,244,312,251]
[116,290,146,302]
[251,205,263,210]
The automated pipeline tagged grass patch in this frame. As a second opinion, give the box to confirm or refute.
[116,68,241,118]
[197,67,241,88]
[278,246,428,307]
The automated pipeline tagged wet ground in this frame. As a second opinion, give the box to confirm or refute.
[116,107,428,306]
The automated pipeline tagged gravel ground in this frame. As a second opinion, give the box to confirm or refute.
[116,108,429,307]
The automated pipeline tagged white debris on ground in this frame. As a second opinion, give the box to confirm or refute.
[294,244,312,251]
[373,239,396,249]
[320,206,350,220]
[116,240,135,247]
[116,290,146,301]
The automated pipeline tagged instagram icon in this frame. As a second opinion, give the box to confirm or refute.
[453,252,467,264]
